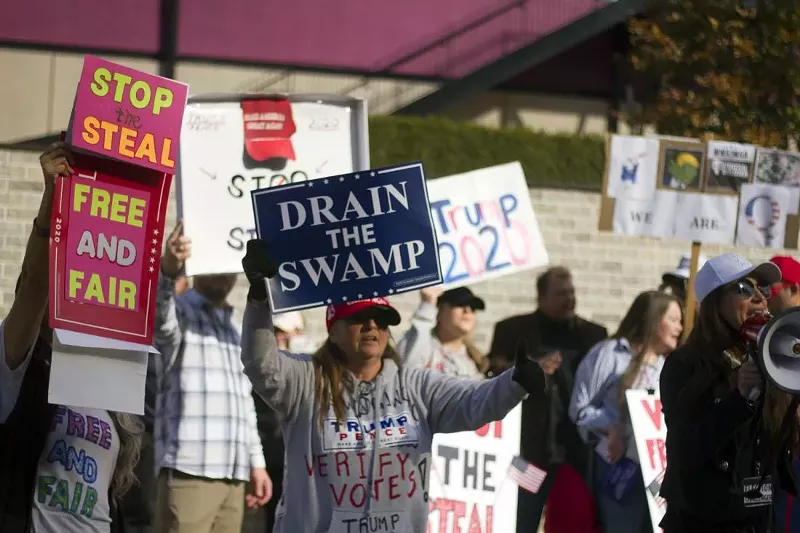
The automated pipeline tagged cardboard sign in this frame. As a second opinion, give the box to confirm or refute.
[68,56,188,174]
[251,162,442,313]
[426,162,548,287]
[49,152,172,345]
[49,328,156,415]
[626,389,667,533]
[428,406,522,533]
[177,94,370,276]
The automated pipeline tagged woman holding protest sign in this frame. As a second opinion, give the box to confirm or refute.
[238,238,550,532]
[396,285,488,378]
[569,290,682,533]
[0,142,143,533]
[659,253,798,533]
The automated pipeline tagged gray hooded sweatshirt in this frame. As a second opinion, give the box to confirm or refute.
[395,302,483,379]
[241,300,528,533]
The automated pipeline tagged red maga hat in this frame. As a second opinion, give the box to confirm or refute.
[325,297,401,331]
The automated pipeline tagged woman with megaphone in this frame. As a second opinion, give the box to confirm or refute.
[237,238,551,533]
[659,253,798,533]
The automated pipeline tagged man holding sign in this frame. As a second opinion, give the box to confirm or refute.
[152,221,271,533]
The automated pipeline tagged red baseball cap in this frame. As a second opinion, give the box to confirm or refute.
[325,297,401,331]
[770,255,800,284]
[241,99,296,162]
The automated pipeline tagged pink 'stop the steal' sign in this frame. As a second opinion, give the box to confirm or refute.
[68,55,188,175]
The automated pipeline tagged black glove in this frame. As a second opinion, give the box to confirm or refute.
[241,239,278,302]
[511,339,549,396]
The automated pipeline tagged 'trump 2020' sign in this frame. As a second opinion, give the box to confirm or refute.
[251,162,442,312]
[426,162,548,287]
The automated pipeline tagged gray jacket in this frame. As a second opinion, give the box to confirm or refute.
[240,299,527,533]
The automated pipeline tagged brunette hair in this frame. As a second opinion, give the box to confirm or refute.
[313,340,402,428]
[615,291,680,409]
[686,283,792,438]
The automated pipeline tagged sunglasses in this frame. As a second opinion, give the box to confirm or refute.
[345,312,391,329]
[732,278,771,299]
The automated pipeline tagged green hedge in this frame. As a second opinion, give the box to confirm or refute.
[368,115,606,190]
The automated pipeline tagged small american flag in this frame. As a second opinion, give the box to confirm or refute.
[647,470,667,508]
[507,455,547,494]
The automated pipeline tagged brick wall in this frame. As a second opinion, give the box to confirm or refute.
[1,148,794,351]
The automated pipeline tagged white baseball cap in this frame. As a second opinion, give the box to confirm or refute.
[664,253,709,282]
[694,252,782,304]
[273,311,305,333]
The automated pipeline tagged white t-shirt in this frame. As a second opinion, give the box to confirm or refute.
[0,320,118,533]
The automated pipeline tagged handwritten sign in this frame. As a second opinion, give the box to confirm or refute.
[177,96,369,277]
[426,162,548,287]
[626,389,667,533]
[68,56,188,174]
[428,405,521,533]
[49,152,172,344]
[251,162,442,313]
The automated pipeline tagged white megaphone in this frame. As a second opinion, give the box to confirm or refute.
[757,307,800,395]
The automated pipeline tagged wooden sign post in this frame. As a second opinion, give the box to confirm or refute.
[682,241,702,340]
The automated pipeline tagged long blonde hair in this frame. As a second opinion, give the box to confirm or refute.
[313,340,401,428]
[108,411,144,502]
[615,291,680,411]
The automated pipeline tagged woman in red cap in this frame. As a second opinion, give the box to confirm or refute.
[238,239,549,533]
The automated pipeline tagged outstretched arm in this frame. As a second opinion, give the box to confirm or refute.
[421,368,530,434]
[3,144,71,371]
[241,295,312,422]
[396,300,437,368]
[154,221,190,372]
[1,144,73,423]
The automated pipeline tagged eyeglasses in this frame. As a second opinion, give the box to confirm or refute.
[733,279,771,299]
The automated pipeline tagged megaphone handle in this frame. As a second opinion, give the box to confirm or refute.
[748,387,762,402]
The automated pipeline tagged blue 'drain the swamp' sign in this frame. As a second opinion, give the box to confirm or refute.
[251,161,443,312]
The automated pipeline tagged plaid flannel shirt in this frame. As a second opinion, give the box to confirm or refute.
[153,274,265,481]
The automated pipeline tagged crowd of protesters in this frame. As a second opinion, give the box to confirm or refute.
[4,144,800,533]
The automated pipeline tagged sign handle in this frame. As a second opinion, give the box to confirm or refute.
[682,241,702,341]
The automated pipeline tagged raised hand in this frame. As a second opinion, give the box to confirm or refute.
[161,220,192,279]
[242,239,278,302]
[420,285,445,304]
[511,339,549,396]
[39,141,74,187]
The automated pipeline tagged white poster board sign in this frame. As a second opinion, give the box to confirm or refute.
[177,94,369,276]
[673,193,738,245]
[736,183,792,248]
[428,405,522,533]
[626,389,667,533]
[425,163,548,288]
[606,135,660,200]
